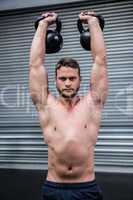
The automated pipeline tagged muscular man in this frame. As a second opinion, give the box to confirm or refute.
[29,11,108,200]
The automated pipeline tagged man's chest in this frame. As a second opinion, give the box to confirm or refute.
[41,98,101,146]
[44,98,101,130]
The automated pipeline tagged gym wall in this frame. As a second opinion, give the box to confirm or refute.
[0,0,133,199]
[0,0,133,172]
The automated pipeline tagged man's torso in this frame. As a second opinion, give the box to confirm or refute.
[39,93,101,182]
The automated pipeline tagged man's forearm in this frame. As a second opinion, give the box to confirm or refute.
[29,23,48,68]
[88,19,106,61]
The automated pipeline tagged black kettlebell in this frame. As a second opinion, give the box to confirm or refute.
[77,15,105,51]
[34,16,63,54]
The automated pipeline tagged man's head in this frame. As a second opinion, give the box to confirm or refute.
[55,57,81,99]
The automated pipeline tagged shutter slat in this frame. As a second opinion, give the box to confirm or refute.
[0,0,133,172]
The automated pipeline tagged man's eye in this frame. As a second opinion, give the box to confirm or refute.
[59,77,66,81]
[69,77,77,81]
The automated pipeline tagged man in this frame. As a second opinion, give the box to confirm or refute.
[29,10,108,200]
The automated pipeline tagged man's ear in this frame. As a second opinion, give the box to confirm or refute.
[54,78,57,85]
[55,75,57,81]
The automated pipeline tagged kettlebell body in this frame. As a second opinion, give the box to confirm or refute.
[79,29,91,51]
[46,29,63,53]
[77,15,105,51]
[34,16,63,54]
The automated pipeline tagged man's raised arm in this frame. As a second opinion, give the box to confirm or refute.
[29,12,57,111]
[79,11,108,106]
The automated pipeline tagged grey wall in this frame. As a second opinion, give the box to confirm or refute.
[0,0,128,12]
[0,0,133,172]
[0,0,85,11]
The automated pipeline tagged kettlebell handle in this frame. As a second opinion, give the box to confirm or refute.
[34,16,62,33]
[77,14,105,33]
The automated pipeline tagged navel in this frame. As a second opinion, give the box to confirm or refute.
[84,124,87,129]
[68,166,72,171]
[54,126,57,131]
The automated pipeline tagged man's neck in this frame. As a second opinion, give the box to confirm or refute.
[58,96,80,110]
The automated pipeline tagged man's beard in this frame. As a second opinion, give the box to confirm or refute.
[57,87,79,99]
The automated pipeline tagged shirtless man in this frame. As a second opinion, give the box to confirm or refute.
[29,10,108,200]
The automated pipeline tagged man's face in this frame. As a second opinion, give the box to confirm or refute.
[56,66,81,99]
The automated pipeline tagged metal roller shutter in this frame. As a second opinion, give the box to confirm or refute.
[0,0,133,172]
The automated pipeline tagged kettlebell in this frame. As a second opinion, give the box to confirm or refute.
[34,16,63,54]
[77,15,105,51]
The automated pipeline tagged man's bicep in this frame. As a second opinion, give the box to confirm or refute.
[29,65,49,107]
[90,61,108,105]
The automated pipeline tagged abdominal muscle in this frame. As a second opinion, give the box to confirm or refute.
[46,136,95,182]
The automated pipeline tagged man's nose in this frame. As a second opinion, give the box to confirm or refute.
[65,79,71,87]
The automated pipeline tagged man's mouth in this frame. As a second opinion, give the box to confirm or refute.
[63,89,73,92]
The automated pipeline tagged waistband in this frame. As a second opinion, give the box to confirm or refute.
[44,179,97,189]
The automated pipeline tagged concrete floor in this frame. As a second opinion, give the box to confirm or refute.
[0,169,133,200]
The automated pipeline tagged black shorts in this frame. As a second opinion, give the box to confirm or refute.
[41,179,103,200]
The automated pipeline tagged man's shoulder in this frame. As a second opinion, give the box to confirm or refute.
[82,92,103,110]
[47,92,57,105]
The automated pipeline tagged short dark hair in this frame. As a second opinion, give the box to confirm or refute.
[55,57,80,77]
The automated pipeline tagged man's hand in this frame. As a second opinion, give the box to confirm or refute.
[79,11,98,24]
[39,12,58,27]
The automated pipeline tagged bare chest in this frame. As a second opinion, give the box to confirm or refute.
[42,97,101,145]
